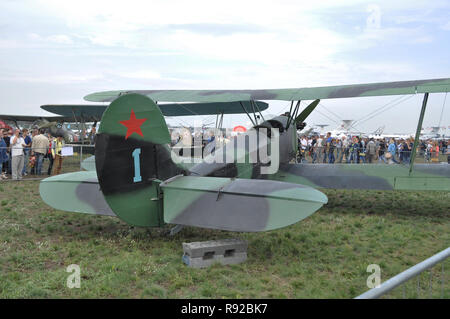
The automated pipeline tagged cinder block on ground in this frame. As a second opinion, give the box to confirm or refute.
[182,239,248,268]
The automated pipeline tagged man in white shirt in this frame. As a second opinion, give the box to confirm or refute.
[31,128,49,175]
[10,129,26,180]
[317,135,324,164]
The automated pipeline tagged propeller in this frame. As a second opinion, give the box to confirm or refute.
[39,121,58,129]
[294,99,320,124]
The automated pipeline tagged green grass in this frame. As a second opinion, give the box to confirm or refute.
[0,181,448,298]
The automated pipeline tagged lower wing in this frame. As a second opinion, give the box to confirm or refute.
[269,163,450,191]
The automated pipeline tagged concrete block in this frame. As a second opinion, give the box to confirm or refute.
[182,239,248,268]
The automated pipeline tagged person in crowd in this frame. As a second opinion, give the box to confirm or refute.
[374,139,380,161]
[307,136,313,160]
[347,136,357,164]
[378,138,387,163]
[445,140,450,164]
[343,136,350,163]
[29,129,38,175]
[366,138,376,163]
[431,141,440,163]
[361,138,367,152]
[3,129,11,175]
[311,135,318,163]
[388,138,399,164]
[316,135,323,163]
[397,140,405,164]
[353,136,363,163]
[46,133,55,175]
[31,128,49,175]
[89,126,97,145]
[21,128,32,176]
[426,140,433,162]
[300,135,308,163]
[323,132,332,163]
[405,138,413,164]
[9,128,26,180]
[420,140,427,157]
[334,136,342,163]
[328,137,336,164]
[0,131,8,180]
[52,135,65,175]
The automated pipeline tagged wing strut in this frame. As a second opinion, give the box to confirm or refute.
[215,111,224,131]
[239,101,256,126]
[286,100,301,129]
[249,100,259,125]
[251,99,265,123]
[409,92,429,175]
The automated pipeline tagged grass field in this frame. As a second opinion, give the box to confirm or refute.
[0,180,449,298]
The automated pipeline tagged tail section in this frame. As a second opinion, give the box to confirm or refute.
[95,93,185,227]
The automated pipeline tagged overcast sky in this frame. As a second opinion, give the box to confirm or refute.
[0,0,449,134]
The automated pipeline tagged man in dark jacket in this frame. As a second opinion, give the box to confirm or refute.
[0,130,8,179]
[366,138,377,163]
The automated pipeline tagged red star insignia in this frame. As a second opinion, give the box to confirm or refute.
[119,109,147,139]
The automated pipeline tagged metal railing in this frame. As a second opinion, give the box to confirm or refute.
[1,143,449,180]
[298,146,450,164]
[355,247,450,299]
[0,145,95,178]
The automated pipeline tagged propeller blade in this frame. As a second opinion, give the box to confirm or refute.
[39,121,58,128]
[294,99,320,123]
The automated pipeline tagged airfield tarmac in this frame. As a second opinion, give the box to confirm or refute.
[0,180,448,298]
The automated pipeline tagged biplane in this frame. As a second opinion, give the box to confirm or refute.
[0,113,82,142]
[39,78,450,233]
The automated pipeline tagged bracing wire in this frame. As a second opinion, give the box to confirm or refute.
[314,109,341,125]
[318,102,343,121]
[356,94,415,126]
[437,92,447,129]
[353,95,408,125]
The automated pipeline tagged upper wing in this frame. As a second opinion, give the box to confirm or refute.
[84,78,450,102]
[157,100,268,116]
[41,101,268,117]
[40,104,107,121]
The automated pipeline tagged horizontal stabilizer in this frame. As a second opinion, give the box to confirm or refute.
[160,176,327,232]
[39,171,115,217]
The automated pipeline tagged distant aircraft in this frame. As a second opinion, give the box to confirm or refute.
[0,120,13,134]
[39,78,450,233]
[0,114,78,142]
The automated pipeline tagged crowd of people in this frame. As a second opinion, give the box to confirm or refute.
[297,133,450,164]
[0,128,65,181]
[1,126,449,182]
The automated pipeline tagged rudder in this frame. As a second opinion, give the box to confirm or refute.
[95,93,185,227]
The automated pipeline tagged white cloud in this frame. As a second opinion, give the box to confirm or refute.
[0,73,103,84]
[47,34,73,44]
[114,70,161,80]
[28,33,73,45]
